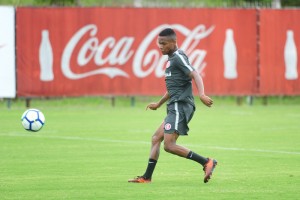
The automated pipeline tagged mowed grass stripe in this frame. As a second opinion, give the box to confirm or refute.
[1,132,299,155]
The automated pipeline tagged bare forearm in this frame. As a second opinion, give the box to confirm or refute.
[191,71,205,97]
[146,92,169,110]
[190,70,213,107]
[157,92,170,107]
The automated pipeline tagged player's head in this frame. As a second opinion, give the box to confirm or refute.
[159,28,176,40]
[157,28,177,55]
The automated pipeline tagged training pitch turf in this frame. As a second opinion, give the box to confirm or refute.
[0,97,299,199]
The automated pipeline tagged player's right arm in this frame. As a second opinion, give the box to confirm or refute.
[146,92,169,110]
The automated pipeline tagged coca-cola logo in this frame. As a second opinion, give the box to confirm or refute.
[59,24,215,80]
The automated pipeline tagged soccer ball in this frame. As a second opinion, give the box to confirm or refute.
[21,109,45,132]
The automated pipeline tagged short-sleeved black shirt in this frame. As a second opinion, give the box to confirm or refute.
[165,49,195,107]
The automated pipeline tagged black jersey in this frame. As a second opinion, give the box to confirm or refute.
[165,49,195,107]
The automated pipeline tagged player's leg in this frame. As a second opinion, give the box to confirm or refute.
[142,122,164,179]
[148,121,164,160]
[164,102,209,163]
[164,101,217,183]
[128,122,164,183]
[163,132,217,183]
[164,132,209,164]
[163,132,189,157]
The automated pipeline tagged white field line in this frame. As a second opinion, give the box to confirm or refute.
[1,132,300,155]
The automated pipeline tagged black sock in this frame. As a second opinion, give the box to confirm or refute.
[143,159,157,179]
[186,151,208,166]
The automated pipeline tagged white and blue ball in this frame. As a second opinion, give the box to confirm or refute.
[21,109,45,132]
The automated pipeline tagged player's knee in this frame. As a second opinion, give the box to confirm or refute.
[164,145,170,153]
[163,142,174,153]
[151,135,162,145]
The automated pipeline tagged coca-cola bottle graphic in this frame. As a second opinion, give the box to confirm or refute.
[223,29,237,79]
[39,30,54,81]
[284,30,298,80]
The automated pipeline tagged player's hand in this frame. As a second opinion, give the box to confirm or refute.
[146,103,160,110]
[200,95,213,107]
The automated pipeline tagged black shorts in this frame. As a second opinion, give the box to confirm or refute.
[164,102,195,135]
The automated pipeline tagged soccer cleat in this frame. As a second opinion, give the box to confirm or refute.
[203,158,217,183]
[128,176,151,183]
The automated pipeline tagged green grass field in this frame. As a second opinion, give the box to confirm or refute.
[0,97,299,200]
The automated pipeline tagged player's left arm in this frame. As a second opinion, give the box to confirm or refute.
[189,71,213,107]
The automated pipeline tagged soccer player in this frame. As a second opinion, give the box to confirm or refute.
[128,28,217,184]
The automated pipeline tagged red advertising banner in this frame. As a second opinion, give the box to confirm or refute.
[260,10,300,95]
[17,8,257,97]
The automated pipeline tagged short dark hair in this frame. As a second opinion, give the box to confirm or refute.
[159,28,176,38]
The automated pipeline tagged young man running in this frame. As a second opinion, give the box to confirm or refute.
[128,28,217,184]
